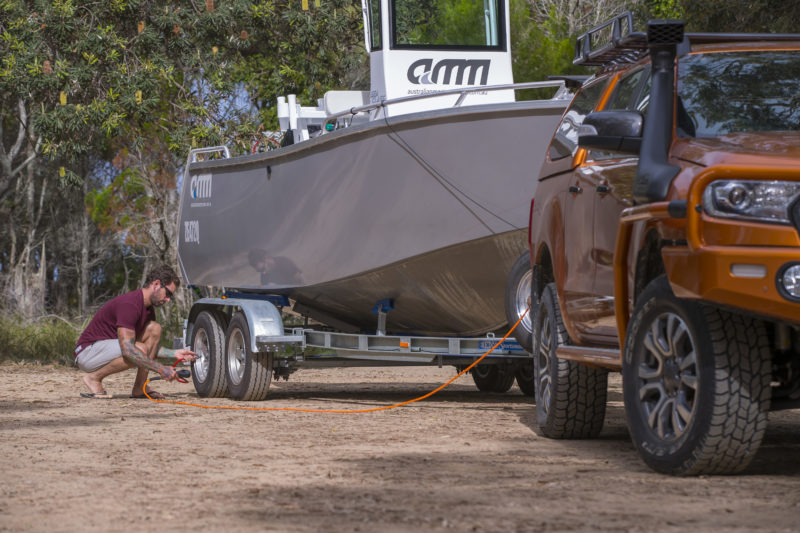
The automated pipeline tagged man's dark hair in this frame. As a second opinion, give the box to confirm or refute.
[144,264,181,289]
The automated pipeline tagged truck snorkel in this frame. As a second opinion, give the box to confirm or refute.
[632,20,685,205]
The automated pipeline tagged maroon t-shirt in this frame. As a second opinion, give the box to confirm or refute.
[75,289,155,356]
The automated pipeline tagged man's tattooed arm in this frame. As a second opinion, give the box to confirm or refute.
[157,346,197,361]
[157,347,179,358]
[118,328,172,379]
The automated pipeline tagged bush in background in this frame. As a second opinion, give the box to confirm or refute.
[0,315,83,365]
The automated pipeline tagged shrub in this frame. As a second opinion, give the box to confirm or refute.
[0,314,83,365]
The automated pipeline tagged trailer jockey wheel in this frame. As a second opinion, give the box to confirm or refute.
[191,311,229,398]
[225,312,273,401]
[514,360,536,397]
[471,363,515,393]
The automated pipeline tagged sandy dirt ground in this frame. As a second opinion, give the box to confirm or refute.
[1,361,799,533]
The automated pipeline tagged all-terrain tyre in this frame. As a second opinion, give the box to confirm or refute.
[191,311,229,398]
[622,275,771,475]
[225,312,273,401]
[505,252,533,352]
[533,283,607,438]
[471,364,516,393]
[515,360,536,397]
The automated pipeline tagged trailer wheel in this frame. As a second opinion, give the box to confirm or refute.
[515,360,536,397]
[191,311,229,398]
[533,283,607,438]
[505,252,533,352]
[471,364,516,393]
[622,275,771,475]
[225,312,273,401]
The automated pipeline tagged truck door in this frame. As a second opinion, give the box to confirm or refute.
[583,67,651,345]
[546,81,610,342]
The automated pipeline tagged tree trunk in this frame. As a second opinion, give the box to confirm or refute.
[7,142,47,318]
[79,176,90,316]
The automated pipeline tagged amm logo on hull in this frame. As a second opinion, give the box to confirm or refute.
[407,59,491,86]
[190,173,212,199]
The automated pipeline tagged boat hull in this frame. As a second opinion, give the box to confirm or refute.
[178,99,565,336]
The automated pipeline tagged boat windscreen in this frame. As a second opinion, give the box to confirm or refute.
[392,0,504,50]
[368,0,382,50]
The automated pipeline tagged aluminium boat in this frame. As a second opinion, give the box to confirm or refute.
[177,0,569,336]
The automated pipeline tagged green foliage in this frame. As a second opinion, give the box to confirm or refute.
[677,0,799,32]
[510,0,588,98]
[0,314,82,364]
[234,0,366,127]
[395,0,494,47]
[0,0,266,173]
[640,0,684,19]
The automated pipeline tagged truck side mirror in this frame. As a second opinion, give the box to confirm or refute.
[578,110,643,155]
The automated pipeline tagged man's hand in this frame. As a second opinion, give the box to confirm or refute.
[175,348,197,362]
[158,365,179,381]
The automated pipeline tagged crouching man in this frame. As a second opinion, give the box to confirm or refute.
[74,264,196,399]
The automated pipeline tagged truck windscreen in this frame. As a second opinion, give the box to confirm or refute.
[677,50,800,137]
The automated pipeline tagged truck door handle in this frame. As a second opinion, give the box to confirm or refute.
[568,185,582,194]
[596,185,611,194]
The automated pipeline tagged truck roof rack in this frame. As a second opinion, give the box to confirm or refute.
[575,12,800,68]
[573,12,647,67]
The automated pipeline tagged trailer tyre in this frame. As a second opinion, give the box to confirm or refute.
[515,360,536,397]
[505,252,533,352]
[225,312,273,401]
[191,311,229,398]
[622,275,771,475]
[533,283,607,438]
[471,364,516,393]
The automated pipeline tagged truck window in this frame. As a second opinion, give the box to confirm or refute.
[589,67,650,161]
[605,66,650,111]
[677,50,800,137]
[548,80,608,161]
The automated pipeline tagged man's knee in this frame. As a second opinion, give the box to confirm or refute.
[143,321,162,341]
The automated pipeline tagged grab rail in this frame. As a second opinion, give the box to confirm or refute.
[324,80,569,124]
[188,146,230,163]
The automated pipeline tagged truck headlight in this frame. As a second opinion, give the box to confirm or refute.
[777,263,800,301]
[702,180,800,224]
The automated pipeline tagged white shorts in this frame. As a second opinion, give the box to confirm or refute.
[75,339,123,373]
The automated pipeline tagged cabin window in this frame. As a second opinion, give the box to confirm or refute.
[392,0,504,50]
[368,0,382,51]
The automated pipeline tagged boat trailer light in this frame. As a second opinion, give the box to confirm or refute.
[777,263,800,301]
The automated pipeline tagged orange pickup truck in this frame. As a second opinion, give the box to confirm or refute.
[527,13,800,475]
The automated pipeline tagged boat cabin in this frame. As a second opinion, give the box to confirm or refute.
[277,0,515,141]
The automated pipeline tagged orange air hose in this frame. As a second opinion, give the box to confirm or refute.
[142,307,529,413]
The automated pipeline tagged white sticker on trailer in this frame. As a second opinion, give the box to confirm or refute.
[184,220,200,244]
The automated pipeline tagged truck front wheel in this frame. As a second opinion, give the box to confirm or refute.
[622,275,771,475]
[225,312,273,401]
[533,283,607,438]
